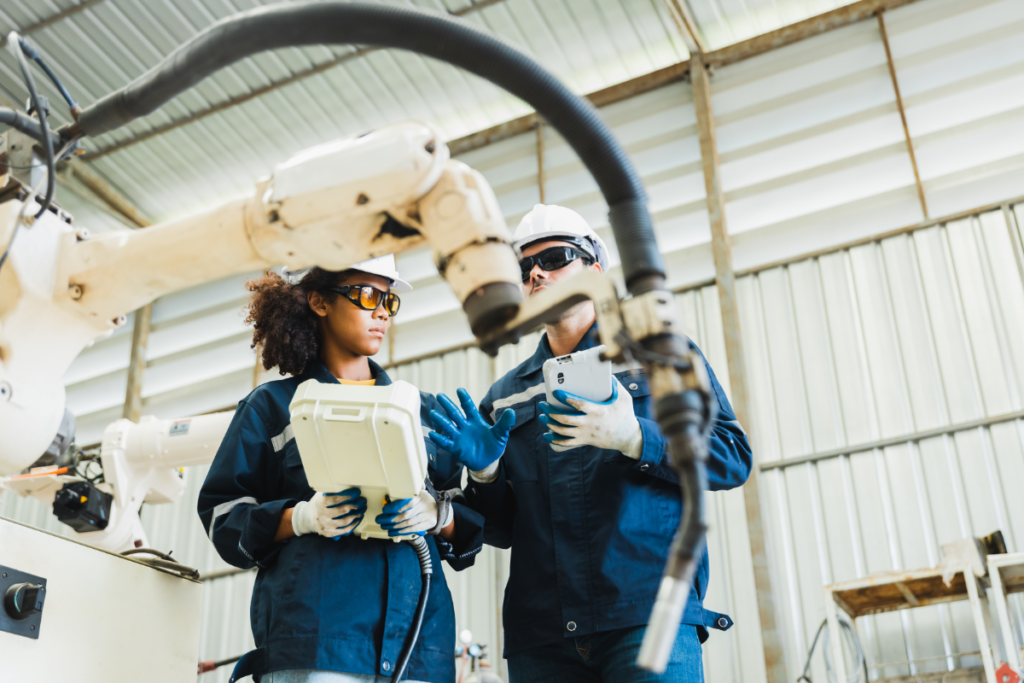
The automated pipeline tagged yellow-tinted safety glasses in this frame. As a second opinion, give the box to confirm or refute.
[324,285,401,317]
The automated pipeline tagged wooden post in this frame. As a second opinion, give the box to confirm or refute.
[252,344,263,389]
[878,11,929,219]
[691,53,789,683]
[123,303,152,422]
[536,123,546,204]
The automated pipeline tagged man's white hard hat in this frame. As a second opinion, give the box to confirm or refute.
[511,204,609,271]
[282,254,412,291]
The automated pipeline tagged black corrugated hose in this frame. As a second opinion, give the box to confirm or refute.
[71,2,665,290]
[393,535,433,682]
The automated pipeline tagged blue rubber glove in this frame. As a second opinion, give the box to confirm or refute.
[538,380,644,458]
[536,399,585,442]
[291,487,367,540]
[428,387,515,474]
[375,491,449,537]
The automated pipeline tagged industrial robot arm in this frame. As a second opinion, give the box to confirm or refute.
[0,3,715,671]
[1,412,234,552]
[0,120,520,475]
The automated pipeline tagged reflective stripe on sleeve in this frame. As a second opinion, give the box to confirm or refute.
[489,383,545,422]
[271,424,294,452]
[209,496,258,541]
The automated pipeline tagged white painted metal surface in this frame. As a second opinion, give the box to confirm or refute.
[0,516,204,683]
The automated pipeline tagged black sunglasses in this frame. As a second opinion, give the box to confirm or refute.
[519,246,593,283]
[324,285,401,316]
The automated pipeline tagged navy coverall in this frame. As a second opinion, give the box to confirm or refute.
[465,325,752,658]
[198,359,484,683]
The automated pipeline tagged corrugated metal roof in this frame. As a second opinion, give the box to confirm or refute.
[26,0,1023,445]
[0,0,689,224]
[689,0,859,50]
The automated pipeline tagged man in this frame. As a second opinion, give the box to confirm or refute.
[428,204,752,682]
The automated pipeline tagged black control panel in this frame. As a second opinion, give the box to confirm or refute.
[0,565,46,639]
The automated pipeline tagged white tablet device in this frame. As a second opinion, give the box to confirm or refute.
[543,345,613,410]
[289,379,428,541]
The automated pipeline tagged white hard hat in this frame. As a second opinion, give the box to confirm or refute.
[281,254,412,291]
[348,254,412,291]
[512,204,609,271]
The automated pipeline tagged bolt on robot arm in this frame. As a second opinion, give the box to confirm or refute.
[0,2,715,671]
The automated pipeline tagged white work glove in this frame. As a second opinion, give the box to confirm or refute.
[539,378,644,460]
[375,490,454,537]
[291,488,367,539]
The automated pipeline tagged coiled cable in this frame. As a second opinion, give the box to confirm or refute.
[392,535,433,682]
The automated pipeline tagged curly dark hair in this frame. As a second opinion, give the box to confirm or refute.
[245,267,346,376]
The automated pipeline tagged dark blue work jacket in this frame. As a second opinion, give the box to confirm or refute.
[197,359,484,683]
[465,325,752,656]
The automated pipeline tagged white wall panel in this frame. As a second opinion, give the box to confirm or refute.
[731,205,1024,681]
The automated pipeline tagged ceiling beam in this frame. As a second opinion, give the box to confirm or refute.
[80,0,925,165]
[80,0,514,163]
[3,0,928,226]
[707,0,924,68]
[662,0,708,55]
[877,10,928,219]
[63,159,153,227]
[0,0,109,50]
[450,0,926,157]
[448,59,692,156]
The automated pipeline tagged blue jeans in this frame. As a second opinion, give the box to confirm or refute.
[507,625,704,683]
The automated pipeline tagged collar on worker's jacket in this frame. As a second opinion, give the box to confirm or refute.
[303,358,392,386]
[514,321,601,379]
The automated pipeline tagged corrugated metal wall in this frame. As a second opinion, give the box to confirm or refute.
[720,204,1024,681]
[2,0,1023,681]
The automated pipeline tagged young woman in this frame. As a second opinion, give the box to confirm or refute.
[197,255,483,683]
